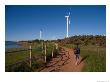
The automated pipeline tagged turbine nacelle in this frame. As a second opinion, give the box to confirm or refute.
[65,15,69,18]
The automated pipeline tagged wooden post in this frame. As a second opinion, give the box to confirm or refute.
[29,45,32,68]
[42,42,43,53]
[52,47,54,58]
[55,43,58,50]
[44,44,46,63]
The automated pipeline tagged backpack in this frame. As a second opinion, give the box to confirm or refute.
[74,48,80,54]
[76,48,80,54]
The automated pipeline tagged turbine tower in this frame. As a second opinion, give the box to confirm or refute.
[40,29,42,40]
[65,15,70,38]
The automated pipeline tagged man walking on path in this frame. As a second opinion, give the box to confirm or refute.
[74,44,80,65]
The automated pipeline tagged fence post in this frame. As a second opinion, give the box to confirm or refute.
[52,46,54,58]
[42,42,43,53]
[29,45,32,68]
[55,43,58,50]
[44,44,46,63]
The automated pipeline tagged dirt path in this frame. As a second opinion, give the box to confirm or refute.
[40,47,84,72]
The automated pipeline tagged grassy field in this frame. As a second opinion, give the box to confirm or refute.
[5,42,59,71]
[5,43,43,66]
[62,44,106,72]
[6,42,106,72]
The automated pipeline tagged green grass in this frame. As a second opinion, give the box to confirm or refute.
[81,47,106,72]
[5,44,43,66]
[63,44,106,72]
[6,51,29,66]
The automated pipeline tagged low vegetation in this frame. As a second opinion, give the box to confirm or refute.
[5,35,106,72]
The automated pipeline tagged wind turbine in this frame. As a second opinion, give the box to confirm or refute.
[40,29,42,40]
[39,29,44,53]
[65,11,71,38]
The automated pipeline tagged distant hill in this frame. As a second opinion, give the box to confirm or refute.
[56,35,106,47]
[5,41,17,45]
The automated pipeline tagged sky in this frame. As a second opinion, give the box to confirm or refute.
[5,5,106,41]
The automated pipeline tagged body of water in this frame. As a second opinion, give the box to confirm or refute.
[5,41,22,49]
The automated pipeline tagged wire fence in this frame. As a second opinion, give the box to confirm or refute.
[5,43,60,72]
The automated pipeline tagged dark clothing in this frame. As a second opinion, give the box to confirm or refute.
[74,48,80,54]
[76,48,80,54]
[74,48,80,60]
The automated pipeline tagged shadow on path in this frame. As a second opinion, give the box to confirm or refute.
[79,55,89,65]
